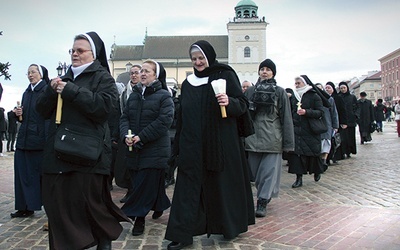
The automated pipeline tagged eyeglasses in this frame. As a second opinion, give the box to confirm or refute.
[130,71,140,75]
[26,71,39,76]
[294,82,302,85]
[69,48,92,55]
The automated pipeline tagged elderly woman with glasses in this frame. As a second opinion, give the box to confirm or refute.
[37,32,130,250]
[287,76,327,188]
[11,64,50,219]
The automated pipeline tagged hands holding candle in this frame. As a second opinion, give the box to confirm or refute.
[211,79,228,118]
[125,129,134,151]
[16,101,23,121]
[51,77,66,124]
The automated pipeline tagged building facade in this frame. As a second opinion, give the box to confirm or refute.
[108,0,267,86]
[379,48,400,104]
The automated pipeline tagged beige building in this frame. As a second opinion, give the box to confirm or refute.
[108,0,267,87]
[378,48,400,104]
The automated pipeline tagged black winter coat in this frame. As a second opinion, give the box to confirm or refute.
[339,92,358,127]
[331,92,348,125]
[119,80,174,170]
[374,103,385,122]
[357,99,374,132]
[36,60,118,175]
[16,81,49,150]
[7,110,18,133]
[292,89,324,157]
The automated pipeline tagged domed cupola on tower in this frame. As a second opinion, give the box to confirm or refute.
[227,0,267,84]
[235,0,258,19]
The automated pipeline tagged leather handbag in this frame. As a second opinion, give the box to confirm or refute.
[308,116,328,135]
[54,125,103,167]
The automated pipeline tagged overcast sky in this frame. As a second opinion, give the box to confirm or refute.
[1,0,399,112]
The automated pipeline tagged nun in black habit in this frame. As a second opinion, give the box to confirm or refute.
[36,31,130,250]
[12,64,50,218]
[165,40,255,250]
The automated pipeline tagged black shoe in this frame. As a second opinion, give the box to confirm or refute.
[132,217,145,236]
[292,177,302,188]
[97,239,112,250]
[152,211,163,219]
[167,241,191,250]
[314,173,321,182]
[10,210,34,218]
[255,198,267,217]
[120,191,130,203]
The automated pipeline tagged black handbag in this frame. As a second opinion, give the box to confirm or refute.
[308,116,328,135]
[54,126,104,167]
[369,122,377,133]
[237,109,255,137]
[332,132,341,149]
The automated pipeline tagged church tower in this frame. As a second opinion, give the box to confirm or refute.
[227,0,268,84]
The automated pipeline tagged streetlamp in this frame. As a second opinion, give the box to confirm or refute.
[56,64,63,76]
[55,62,68,124]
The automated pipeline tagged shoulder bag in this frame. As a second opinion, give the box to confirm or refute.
[308,116,328,135]
[54,124,104,167]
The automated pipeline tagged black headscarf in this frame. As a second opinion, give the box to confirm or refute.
[326,81,337,95]
[31,64,50,84]
[155,61,168,90]
[83,31,110,73]
[189,40,239,172]
[301,75,331,108]
[338,81,350,96]
[190,40,235,78]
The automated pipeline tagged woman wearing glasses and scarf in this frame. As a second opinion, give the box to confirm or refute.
[37,32,129,250]
[288,76,327,188]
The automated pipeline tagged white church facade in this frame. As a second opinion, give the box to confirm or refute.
[108,0,268,87]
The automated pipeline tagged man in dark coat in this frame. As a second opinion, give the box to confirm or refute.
[7,107,18,152]
[357,92,375,144]
[0,107,6,155]
[374,98,385,132]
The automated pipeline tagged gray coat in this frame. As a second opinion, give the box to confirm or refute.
[244,84,294,153]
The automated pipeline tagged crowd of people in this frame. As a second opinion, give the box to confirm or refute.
[2,33,400,250]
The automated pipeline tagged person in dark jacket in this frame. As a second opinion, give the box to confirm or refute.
[7,107,18,152]
[165,40,255,250]
[0,107,6,153]
[338,82,358,159]
[119,60,173,236]
[357,92,375,144]
[244,59,294,217]
[11,64,50,218]
[288,76,325,188]
[374,98,385,132]
[114,64,142,203]
[36,32,129,250]
[325,82,348,164]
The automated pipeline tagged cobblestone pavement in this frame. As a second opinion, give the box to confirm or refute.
[0,122,399,249]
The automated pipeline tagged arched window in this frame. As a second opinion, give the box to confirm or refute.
[244,47,251,58]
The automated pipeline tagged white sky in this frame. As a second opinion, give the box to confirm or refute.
[1,0,399,112]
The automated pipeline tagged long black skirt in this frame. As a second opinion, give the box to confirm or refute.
[121,168,170,218]
[287,153,324,175]
[42,173,130,250]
